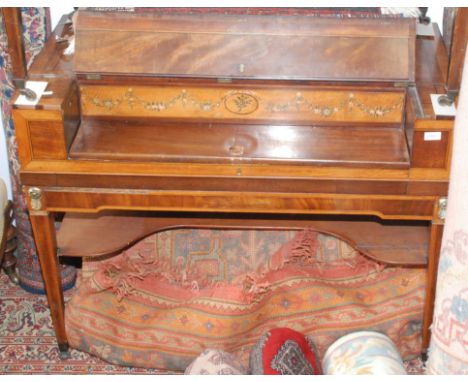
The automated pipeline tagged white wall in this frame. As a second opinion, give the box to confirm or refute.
[430,6,445,33]
[0,7,447,201]
[50,6,74,29]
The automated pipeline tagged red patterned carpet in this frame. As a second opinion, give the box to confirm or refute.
[0,272,173,374]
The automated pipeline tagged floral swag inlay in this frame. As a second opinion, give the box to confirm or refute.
[266,92,403,117]
[81,88,403,118]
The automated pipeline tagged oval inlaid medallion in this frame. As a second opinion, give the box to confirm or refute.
[224,93,259,115]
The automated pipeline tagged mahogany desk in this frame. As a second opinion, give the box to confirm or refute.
[12,13,452,359]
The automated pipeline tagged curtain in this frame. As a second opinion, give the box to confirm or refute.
[0,7,76,294]
[427,48,468,374]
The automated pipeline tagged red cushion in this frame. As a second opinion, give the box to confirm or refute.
[250,327,322,375]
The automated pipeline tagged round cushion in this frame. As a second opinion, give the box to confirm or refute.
[322,331,406,374]
[250,327,322,375]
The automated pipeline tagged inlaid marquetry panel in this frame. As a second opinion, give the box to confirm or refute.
[80,85,405,124]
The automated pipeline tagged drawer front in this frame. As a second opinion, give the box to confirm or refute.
[412,131,449,168]
[12,82,80,165]
[411,120,454,170]
[28,120,69,160]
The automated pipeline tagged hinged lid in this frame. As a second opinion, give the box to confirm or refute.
[74,10,416,83]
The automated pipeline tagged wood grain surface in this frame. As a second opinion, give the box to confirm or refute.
[11,9,456,355]
[37,188,437,220]
[75,11,415,82]
[69,118,410,168]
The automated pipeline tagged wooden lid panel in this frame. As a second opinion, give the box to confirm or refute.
[74,11,415,82]
[76,11,415,37]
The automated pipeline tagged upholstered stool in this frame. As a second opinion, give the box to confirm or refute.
[322,331,407,374]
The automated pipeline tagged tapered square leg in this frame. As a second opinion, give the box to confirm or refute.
[422,222,444,355]
[29,212,68,351]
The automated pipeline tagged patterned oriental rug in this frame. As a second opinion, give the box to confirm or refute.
[0,228,426,374]
[69,229,426,371]
[0,270,170,374]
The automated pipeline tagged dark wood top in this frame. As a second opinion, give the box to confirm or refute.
[74,11,416,82]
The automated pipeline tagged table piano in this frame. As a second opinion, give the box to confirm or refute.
[12,9,453,359]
